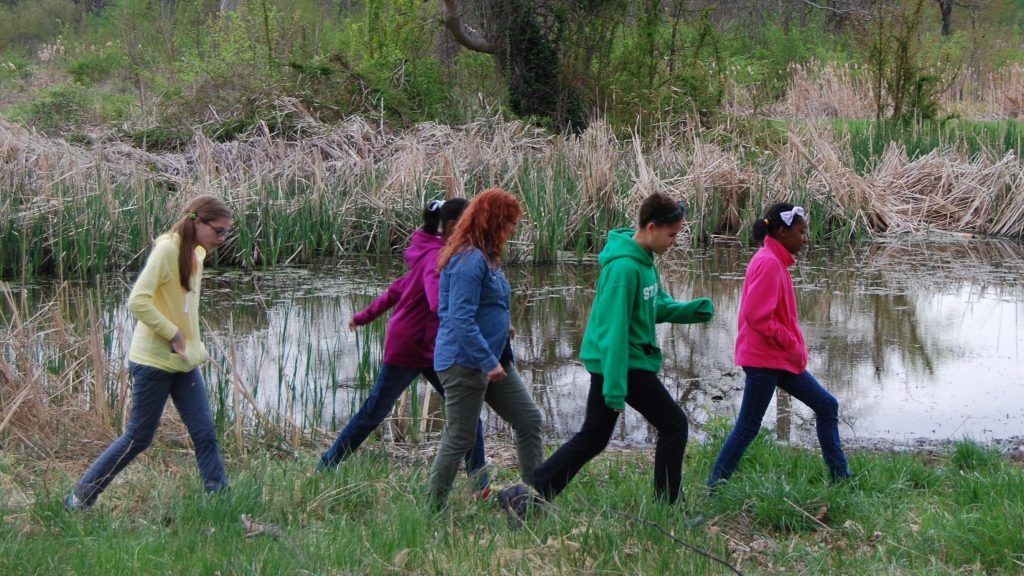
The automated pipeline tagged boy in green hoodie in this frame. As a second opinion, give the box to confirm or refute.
[498,192,714,517]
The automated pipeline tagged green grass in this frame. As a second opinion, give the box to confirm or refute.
[3,436,1022,575]
[838,119,1024,174]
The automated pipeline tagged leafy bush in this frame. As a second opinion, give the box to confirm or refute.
[66,46,125,84]
[12,83,91,130]
[0,55,31,82]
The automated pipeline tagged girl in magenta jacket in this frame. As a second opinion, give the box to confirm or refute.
[319,199,489,494]
[708,202,851,488]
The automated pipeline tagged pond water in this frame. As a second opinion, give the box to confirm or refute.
[14,238,1024,450]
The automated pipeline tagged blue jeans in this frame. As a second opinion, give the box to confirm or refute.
[708,367,850,487]
[74,362,228,504]
[320,363,489,490]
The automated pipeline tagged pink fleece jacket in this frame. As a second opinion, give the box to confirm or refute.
[734,235,808,374]
[352,229,444,370]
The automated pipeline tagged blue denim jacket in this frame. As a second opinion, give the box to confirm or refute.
[434,248,511,373]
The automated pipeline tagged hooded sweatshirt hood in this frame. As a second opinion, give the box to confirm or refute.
[597,228,653,269]
[404,229,443,271]
[351,229,446,369]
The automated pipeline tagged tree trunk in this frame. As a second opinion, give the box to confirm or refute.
[439,0,497,54]
[935,0,953,36]
[220,0,241,12]
[436,0,587,132]
[160,0,174,22]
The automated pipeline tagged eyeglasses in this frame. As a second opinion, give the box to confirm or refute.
[203,221,230,239]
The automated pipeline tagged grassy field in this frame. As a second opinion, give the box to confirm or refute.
[2,431,1021,575]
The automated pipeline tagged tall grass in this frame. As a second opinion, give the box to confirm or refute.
[730,61,1024,123]
[4,114,1024,281]
[840,118,1024,174]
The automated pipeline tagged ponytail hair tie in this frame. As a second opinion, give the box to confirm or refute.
[427,199,445,212]
[188,211,198,220]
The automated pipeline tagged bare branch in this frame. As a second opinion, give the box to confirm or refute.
[799,0,873,19]
[439,0,497,55]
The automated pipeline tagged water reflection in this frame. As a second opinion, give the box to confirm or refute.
[11,238,1024,448]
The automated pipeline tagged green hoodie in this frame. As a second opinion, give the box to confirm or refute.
[579,228,715,410]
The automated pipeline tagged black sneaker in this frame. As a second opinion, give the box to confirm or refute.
[496,483,542,525]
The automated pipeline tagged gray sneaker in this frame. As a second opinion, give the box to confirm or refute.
[63,493,90,512]
[496,483,543,525]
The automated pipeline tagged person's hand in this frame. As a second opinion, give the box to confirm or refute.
[486,364,507,382]
[509,325,516,339]
[348,319,357,332]
[170,331,186,356]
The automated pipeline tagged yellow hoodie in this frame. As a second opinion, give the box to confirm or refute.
[126,233,210,372]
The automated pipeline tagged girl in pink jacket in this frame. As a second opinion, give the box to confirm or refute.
[708,203,850,489]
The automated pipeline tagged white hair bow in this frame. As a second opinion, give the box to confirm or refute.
[780,206,806,226]
[428,199,445,212]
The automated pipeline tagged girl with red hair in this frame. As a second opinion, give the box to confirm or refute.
[427,189,544,506]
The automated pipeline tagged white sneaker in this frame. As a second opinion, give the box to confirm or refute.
[63,493,89,511]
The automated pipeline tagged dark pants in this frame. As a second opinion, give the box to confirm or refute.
[708,367,851,487]
[529,371,689,504]
[74,362,228,504]
[320,363,489,489]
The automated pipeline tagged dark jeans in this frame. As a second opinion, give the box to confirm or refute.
[320,363,489,489]
[74,362,228,505]
[708,367,851,487]
[529,371,689,504]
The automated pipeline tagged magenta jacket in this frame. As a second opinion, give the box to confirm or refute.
[734,235,808,374]
[352,229,445,370]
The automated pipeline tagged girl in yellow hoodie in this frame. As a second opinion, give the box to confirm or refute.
[65,195,232,510]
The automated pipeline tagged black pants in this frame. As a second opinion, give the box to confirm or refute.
[528,370,689,504]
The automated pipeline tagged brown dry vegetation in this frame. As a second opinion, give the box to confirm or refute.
[724,61,1024,121]
[5,107,1022,248]
[0,284,119,461]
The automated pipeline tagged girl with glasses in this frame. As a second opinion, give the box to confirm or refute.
[65,195,232,510]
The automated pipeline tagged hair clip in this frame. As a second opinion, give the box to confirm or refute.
[187,211,198,220]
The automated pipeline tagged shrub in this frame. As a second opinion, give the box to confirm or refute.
[12,82,92,130]
[66,46,125,84]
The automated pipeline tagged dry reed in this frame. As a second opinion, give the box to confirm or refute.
[3,105,1024,272]
[725,61,1024,121]
[0,283,121,458]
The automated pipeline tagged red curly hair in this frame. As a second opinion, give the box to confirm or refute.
[437,188,522,270]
